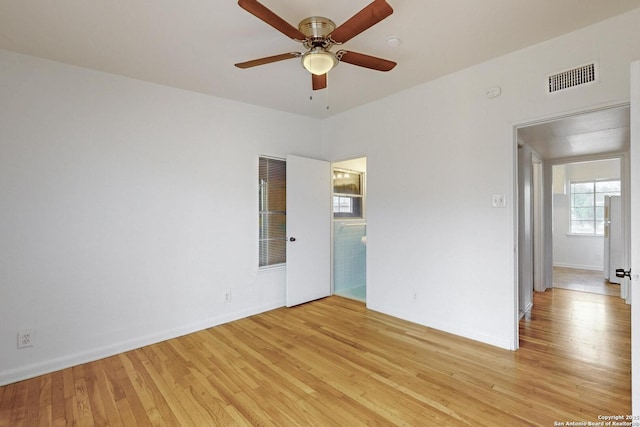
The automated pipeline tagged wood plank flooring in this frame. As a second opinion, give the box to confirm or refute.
[0,290,631,426]
[553,266,620,296]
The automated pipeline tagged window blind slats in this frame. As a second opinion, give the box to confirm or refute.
[259,157,286,267]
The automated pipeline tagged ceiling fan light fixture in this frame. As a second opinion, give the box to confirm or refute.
[302,48,337,75]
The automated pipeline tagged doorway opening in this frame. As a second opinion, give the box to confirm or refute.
[332,157,367,302]
[551,158,624,297]
[514,103,631,344]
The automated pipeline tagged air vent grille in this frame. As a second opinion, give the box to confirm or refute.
[548,62,597,93]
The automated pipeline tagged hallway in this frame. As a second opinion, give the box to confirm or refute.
[553,266,620,296]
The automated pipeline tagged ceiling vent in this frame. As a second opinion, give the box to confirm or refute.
[548,61,598,93]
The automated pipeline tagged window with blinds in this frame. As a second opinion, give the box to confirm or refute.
[259,157,286,267]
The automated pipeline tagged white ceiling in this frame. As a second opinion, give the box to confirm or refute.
[518,106,630,160]
[1,1,640,119]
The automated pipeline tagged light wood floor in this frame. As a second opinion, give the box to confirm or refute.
[0,291,631,426]
[553,266,620,296]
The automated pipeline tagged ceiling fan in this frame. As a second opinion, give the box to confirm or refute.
[235,0,397,90]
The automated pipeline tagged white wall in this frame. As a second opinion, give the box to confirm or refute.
[0,50,322,385]
[553,159,622,270]
[322,8,640,349]
[2,7,639,385]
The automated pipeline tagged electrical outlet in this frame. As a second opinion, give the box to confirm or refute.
[224,290,232,303]
[491,194,506,208]
[18,329,34,349]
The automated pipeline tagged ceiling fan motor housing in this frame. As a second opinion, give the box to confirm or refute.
[298,17,336,48]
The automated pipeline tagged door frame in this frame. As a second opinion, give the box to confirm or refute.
[330,155,368,301]
[532,153,544,293]
[512,100,631,349]
[630,59,639,415]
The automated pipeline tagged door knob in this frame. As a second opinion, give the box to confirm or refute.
[289,237,296,242]
[615,268,631,279]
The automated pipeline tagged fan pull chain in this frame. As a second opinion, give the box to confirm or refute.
[308,80,330,111]
[325,82,330,110]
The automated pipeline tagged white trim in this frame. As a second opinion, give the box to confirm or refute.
[258,154,286,161]
[367,305,514,350]
[258,263,286,272]
[553,262,603,271]
[512,99,629,129]
[512,126,520,351]
[519,301,534,319]
[0,300,284,386]
[629,59,639,416]
[532,154,545,293]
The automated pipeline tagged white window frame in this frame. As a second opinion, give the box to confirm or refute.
[569,179,620,236]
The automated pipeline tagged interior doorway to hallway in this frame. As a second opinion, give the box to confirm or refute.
[514,103,630,333]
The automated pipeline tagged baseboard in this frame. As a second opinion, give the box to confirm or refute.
[0,300,283,386]
[519,300,534,319]
[553,262,603,271]
[367,303,515,351]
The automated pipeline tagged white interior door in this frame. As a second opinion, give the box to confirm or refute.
[630,60,640,415]
[286,155,331,307]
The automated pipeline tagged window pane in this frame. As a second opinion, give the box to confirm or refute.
[572,220,595,234]
[333,169,364,218]
[333,171,361,195]
[570,178,620,236]
[596,180,621,193]
[259,237,286,267]
[334,196,363,218]
[337,197,347,213]
[571,193,592,207]
[260,213,286,238]
[571,182,594,194]
[571,207,593,220]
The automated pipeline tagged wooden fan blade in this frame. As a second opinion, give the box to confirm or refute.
[238,0,306,40]
[235,52,301,69]
[329,0,393,44]
[338,50,396,71]
[312,73,327,91]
